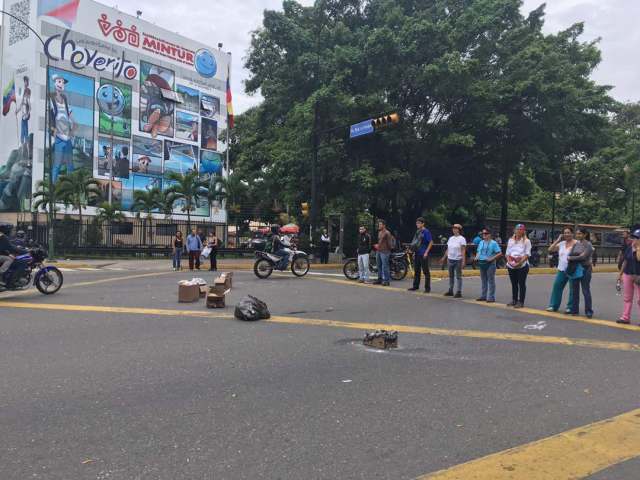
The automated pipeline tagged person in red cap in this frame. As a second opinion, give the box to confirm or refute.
[505,224,532,308]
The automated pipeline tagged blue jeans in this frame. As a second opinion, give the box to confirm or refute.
[52,137,73,183]
[20,118,29,144]
[376,252,390,283]
[448,259,463,293]
[571,267,593,315]
[173,249,182,269]
[479,262,497,301]
[274,249,289,269]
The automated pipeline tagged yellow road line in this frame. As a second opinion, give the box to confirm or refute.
[265,316,640,353]
[2,302,638,353]
[0,301,233,319]
[313,277,640,333]
[416,407,640,480]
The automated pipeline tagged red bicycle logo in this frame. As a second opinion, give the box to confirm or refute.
[98,14,140,47]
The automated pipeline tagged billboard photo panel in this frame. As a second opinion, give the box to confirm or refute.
[97,79,132,138]
[139,61,175,138]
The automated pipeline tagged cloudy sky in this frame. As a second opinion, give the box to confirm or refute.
[14,0,640,113]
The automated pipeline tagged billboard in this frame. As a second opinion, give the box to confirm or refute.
[0,0,230,221]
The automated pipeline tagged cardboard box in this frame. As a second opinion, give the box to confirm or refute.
[178,284,200,303]
[206,294,226,308]
[219,272,233,289]
[209,283,228,297]
[199,285,208,298]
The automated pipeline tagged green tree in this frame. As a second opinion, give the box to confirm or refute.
[133,187,164,245]
[56,170,102,243]
[164,171,209,231]
[32,180,59,219]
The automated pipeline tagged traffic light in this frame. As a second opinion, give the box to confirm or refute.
[371,113,400,130]
[301,202,310,218]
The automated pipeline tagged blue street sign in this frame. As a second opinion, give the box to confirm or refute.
[350,120,374,139]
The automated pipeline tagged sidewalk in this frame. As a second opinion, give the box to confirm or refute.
[47,257,620,275]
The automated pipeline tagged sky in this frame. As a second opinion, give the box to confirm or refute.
[5,1,638,113]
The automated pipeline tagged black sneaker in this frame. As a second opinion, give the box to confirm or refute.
[507,301,516,307]
[476,297,487,302]
[408,287,418,291]
[586,312,593,319]
[373,280,382,285]
[382,282,390,286]
[424,289,431,293]
[454,292,462,298]
[443,291,453,297]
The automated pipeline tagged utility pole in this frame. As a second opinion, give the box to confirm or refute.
[310,101,319,242]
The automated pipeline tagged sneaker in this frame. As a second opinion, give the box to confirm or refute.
[564,308,572,314]
[408,287,419,291]
[382,282,390,286]
[586,312,593,319]
[373,280,382,285]
[514,302,524,308]
[444,291,453,297]
[546,307,556,312]
[454,292,462,298]
[476,297,487,302]
[617,318,630,324]
[506,301,516,307]
[486,299,495,303]
[358,279,365,283]
[424,289,431,293]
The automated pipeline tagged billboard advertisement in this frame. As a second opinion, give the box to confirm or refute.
[0,0,230,221]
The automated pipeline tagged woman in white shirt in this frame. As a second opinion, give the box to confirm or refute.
[546,227,576,312]
[440,224,466,298]
[505,224,532,308]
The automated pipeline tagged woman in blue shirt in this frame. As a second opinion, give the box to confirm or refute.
[475,228,503,303]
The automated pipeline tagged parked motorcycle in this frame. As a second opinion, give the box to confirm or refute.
[0,246,63,295]
[343,252,408,281]
[253,249,310,279]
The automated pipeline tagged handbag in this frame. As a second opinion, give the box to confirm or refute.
[566,263,584,280]
[201,246,212,259]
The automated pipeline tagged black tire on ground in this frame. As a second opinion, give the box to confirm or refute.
[254,259,274,279]
[343,259,359,280]
[35,267,64,295]
[291,256,310,277]
[391,259,408,281]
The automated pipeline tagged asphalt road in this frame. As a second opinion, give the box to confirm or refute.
[0,267,639,480]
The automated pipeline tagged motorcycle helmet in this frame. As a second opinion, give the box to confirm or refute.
[0,222,13,235]
[631,229,640,240]
[16,230,25,239]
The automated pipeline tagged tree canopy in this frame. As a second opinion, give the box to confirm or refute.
[235,0,631,242]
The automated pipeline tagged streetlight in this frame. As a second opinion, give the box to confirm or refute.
[0,10,54,259]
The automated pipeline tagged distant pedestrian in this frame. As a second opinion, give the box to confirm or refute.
[186,228,203,271]
[196,228,206,269]
[546,227,576,313]
[320,228,330,264]
[441,224,466,298]
[172,231,184,271]
[374,220,392,286]
[568,227,594,318]
[207,231,219,271]
[617,228,640,325]
[475,228,502,303]
[617,229,632,271]
[506,224,531,308]
[408,217,433,293]
[357,225,371,283]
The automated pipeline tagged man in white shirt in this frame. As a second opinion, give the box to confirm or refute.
[441,224,466,298]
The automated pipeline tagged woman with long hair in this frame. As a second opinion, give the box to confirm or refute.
[546,227,576,313]
[617,228,640,325]
[568,228,594,318]
[207,231,219,271]
[505,224,531,308]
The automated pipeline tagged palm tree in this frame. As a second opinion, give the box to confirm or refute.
[213,173,247,212]
[32,180,59,219]
[96,202,125,247]
[57,170,102,244]
[133,187,164,245]
[164,171,208,231]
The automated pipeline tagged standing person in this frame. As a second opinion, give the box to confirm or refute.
[172,231,184,271]
[408,217,433,292]
[17,76,31,157]
[374,220,392,286]
[568,228,594,318]
[475,228,503,303]
[505,224,532,308]
[617,229,632,271]
[546,227,576,313]
[357,225,371,283]
[49,73,75,183]
[617,228,640,324]
[196,228,206,269]
[186,228,202,271]
[207,231,219,271]
[320,229,330,264]
[441,224,466,298]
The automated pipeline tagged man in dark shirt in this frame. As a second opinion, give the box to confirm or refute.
[356,226,371,283]
[408,217,433,292]
[0,223,20,282]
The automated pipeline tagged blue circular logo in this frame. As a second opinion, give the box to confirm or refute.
[97,84,125,116]
[195,49,217,78]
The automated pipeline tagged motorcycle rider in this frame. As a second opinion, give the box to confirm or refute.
[13,230,27,248]
[0,223,20,285]
[272,232,292,270]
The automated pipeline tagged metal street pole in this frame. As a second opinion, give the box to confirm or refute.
[310,101,319,242]
[550,190,556,244]
[0,10,54,259]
